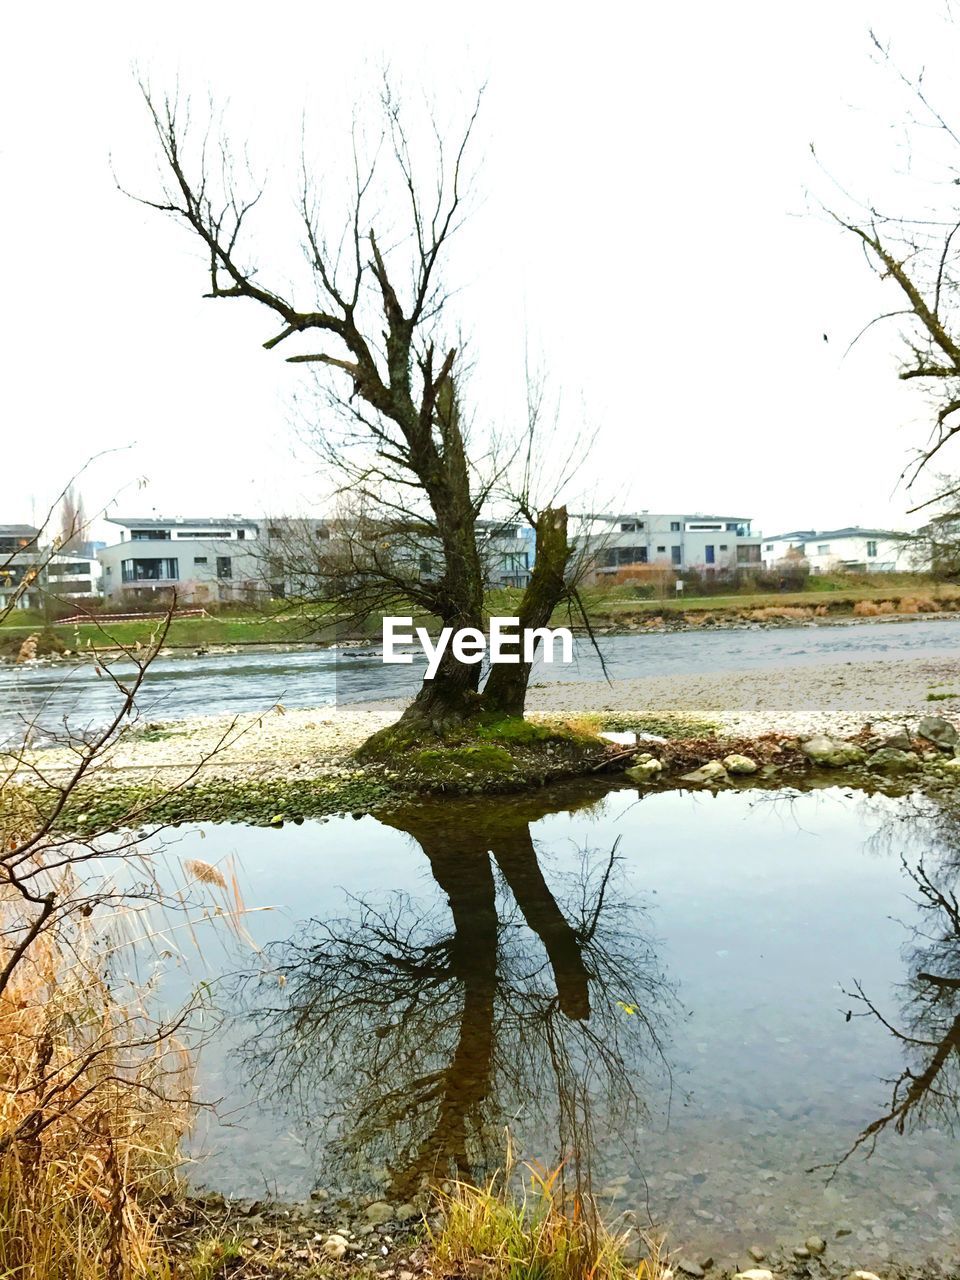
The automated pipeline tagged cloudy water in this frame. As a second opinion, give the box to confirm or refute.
[145,783,960,1266]
[4,615,960,744]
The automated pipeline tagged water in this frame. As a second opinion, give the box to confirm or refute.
[4,615,960,744]
[144,782,960,1265]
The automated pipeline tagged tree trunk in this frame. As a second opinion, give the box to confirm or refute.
[479,506,570,719]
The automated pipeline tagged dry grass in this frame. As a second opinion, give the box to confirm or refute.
[429,1147,671,1280]
[0,888,195,1280]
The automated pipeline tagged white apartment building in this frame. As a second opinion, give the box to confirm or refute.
[97,517,265,604]
[760,527,915,574]
[0,525,102,611]
[582,512,762,580]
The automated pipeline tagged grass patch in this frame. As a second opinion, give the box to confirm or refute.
[927,691,959,702]
[430,1155,669,1280]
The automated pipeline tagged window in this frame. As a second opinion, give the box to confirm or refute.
[267,526,282,538]
[656,545,666,553]
[131,529,170,541]
[121,557,178,583]
[867,540,878,557]
[47,562,90,577]
[193,556,208,565]
[720,544,728,551]
[688,523,721,531]
[620,521,644,532]
[737,545,761,564]
[670,521,681,532]
[671,545,682,566]
[237,529,246,540]
[216,556,232,579]
[176,530,231,539]
[603,546,647,567]
[817,544,830,556]
[317,527,330,540]
[705,545,715,564]
[765,543,773,551]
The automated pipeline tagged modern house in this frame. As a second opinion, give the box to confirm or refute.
[0,524,101,611]
[98,513,539,604]
[97,517,264,605]
[760,527,915,574]
[579,512,762,584]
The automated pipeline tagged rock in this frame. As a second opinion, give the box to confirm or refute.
[699,1257,714,1271]
[865,747,920,775]
[625,755,663,783]
[722,754,758,774]
[882,728,912,752]
[322,1234,349,1260]
[364,1201,395,1225]
[801,736,866,767]
[676,1261,705,1279]
[918,715,959,752]
[747,1247,766,1262]
[793,1246,811,1260]
[845,1273,882,1280]
[310,1187,329,1201]
[805,1236,826,1255]
[394,1202,419,1222]
[733,1271,775,1280]
[681,760,728,784]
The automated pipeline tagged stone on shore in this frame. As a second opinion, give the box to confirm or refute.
[722,753,758,774]
[681,760,728,784]
[801,735,866,767]
[364,1201,395,1224]
[625,754,664,783]
[918,715,959,752]
[866,747,920,775]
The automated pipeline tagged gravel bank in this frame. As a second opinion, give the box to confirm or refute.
[21,652,960,785]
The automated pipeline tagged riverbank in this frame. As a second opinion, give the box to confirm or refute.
[166,1188,953,1280]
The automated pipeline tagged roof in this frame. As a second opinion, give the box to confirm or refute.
[0,524,40,536]
[765,527,906,542]
[107,516,259,529]
[579,511,753,524]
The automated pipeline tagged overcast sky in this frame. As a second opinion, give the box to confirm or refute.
[2,1,958,541]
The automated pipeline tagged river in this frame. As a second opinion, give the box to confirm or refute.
[2,615,960,743]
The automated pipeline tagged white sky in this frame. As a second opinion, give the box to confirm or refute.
[2,1,958,540]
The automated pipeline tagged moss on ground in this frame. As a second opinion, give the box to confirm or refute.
[358,713,619,795]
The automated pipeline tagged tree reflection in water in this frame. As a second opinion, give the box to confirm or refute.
[832,794,960,1171]
[233,792,678,1200]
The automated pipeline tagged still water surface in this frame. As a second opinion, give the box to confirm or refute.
[4,615,960,742]
[150,782,960,1263]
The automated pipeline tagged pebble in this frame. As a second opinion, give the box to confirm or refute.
[364,1201,395,1225]
[676,1260,705,1278]
[805,1235,826,1255]
[748,1246,766,1262]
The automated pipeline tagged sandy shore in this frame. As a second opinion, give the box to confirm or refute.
[21,651,959,785]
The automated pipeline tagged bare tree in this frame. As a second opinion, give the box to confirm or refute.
[828,30,960,507]
[58,486,87,554]
[131,81,582,738]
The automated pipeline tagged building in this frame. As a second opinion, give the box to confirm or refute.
[579,512,762,584]
[0,525,101,611]
[477,521,535,588]
[97,517,264,605]
[760,527,915,574]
